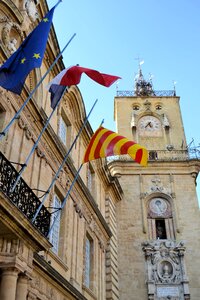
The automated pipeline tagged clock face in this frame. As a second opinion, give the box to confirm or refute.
[138,116,162,136]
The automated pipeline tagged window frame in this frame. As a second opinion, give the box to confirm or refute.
[58,115,67,145]
[49,193,62,254]
[84,234,94,289]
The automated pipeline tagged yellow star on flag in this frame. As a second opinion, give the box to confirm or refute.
[43,17,49,22]
[21,57,26,64]
[33,53,41,59]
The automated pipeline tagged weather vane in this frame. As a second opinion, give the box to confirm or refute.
[172,80,177,95]
[135,56,144,69]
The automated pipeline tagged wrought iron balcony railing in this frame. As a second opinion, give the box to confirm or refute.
[116,90,176,97]
[107,149,200,163]
[0,151,50,236]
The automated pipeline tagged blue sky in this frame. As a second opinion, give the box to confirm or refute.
[47,0,200,202]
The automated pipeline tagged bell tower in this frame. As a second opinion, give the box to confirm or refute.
[109,66,200,300]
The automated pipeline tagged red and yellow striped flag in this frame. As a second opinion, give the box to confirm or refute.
[83,126,148,166]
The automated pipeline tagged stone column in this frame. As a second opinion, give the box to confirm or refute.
[0,268,19,300]
[16,273,29,300]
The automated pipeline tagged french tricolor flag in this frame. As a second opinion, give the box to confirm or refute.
[47,65,121,109]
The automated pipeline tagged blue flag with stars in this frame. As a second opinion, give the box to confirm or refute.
[0,5,56,95]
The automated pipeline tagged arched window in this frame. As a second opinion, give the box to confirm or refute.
[147,197,175,240]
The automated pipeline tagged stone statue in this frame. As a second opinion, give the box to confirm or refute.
[156,221,166,239]
[7,38,17,54]
[24,0,39,21]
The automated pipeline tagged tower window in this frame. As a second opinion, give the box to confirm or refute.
[148,197,175,240]
[149,151,158,160]
[156,104,162,110]
[156,219,167,239]
[133,104,140,111]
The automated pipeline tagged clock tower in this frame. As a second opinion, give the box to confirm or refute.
[108,67,200,300]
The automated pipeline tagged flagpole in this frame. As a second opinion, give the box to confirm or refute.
[0,33,76,141]
[32,98,98,223]
[54,0,62,9]
[10,87,67,193]
[47,163,83,238]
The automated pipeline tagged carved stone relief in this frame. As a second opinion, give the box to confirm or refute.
[144,99,152,111]
[148,198,171,219]
[0,237,24,254]
[24,0,39,22]
[151,178,165,193]
[142,240,190,300]
[0,17,24,55]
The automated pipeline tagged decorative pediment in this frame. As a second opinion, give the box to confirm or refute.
[142,240,190,299]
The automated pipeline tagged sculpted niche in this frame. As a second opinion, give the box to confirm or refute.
[142,240,190,300]
[0,16,24,55]
[24,0,39,22]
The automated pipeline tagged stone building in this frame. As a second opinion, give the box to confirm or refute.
[0,1,122,299]
[108,67,200,299]
[0,1,200,300]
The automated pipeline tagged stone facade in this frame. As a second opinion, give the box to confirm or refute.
[0,2,200,300]
[0,1,121,299]
[108,71,200,299]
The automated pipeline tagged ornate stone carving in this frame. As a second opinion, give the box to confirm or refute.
[144,99,152,111]
[151,178,164,192]
[36,146,45,158]
[25,127,33,140]
[7,38,17,54]
[18,116,26,129]
[131,112,136,127]
[149,177,171,196]
[148,198,171,218]
[142,240,190,300]
[163,114,170,127]
[24,0,39,22]
[0,18,24,54]
[0,237,24,254]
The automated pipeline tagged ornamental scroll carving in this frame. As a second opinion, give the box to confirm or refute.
[24,0,39,22]
[0,17,24,54]
[142,240,190,300]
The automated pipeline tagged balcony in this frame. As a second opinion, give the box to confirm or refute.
[106,149,200,163]
[116,90,176,97]
[0,151,50,236]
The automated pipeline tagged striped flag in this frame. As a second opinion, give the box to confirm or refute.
[47,65,121,88]
[83,126,148,166]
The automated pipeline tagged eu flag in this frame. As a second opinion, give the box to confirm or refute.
[0,5,56,95]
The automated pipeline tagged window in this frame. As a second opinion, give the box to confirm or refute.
[59,116,67,145]
[87,164,95,196]
[149,151,158,160]
[84,235,93,289]
[132,104,140,111]
[49,194,62,253]
[156,219,167,239]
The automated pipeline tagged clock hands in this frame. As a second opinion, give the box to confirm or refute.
[145,121,153,128]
